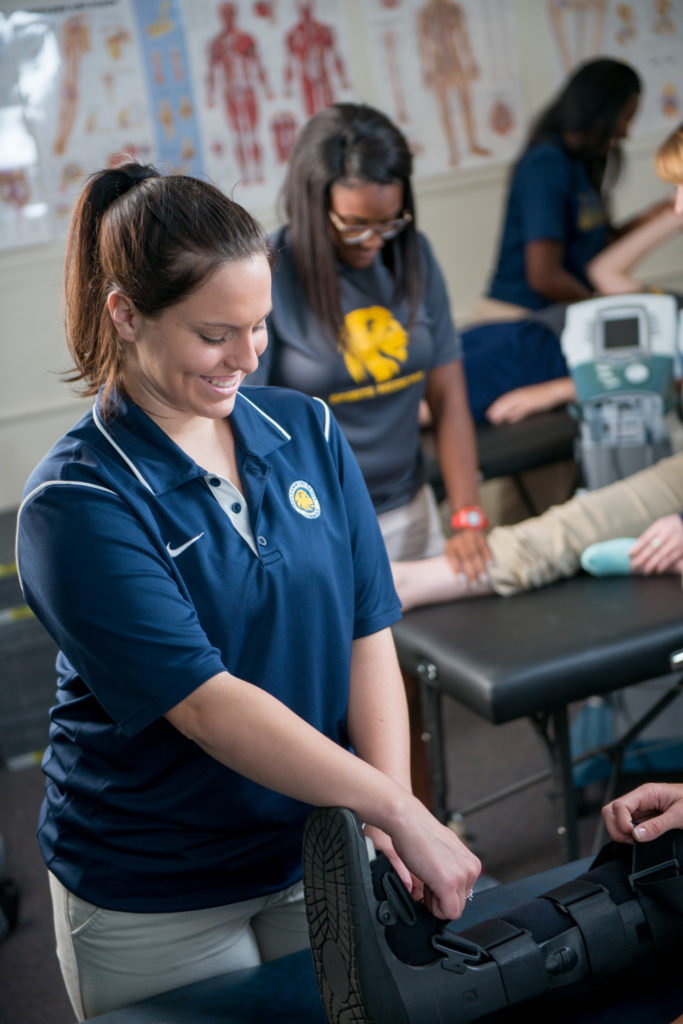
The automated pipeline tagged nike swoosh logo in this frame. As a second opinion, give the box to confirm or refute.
[166,532,205,558]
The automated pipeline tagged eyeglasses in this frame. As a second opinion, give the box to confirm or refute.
[328,209,412,245]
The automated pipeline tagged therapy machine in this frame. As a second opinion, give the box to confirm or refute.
[560,293,681,489]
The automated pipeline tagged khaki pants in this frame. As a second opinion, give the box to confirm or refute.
[377,483,445,561]
[49,872,308,1020]
[488,450,683,595]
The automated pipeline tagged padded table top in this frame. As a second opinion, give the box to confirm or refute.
[475,407,578,480]
[392,575,683,724]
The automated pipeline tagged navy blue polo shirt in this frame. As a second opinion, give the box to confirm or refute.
[17,386,401,912]
[488,140,609,310]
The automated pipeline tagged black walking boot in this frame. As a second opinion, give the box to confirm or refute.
[302,806,683,1024]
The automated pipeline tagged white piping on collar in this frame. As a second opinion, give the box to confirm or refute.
[236,391,292,440]
[92,404,154,493]
[312,396,331,441]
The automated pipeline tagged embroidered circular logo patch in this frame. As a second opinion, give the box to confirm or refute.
[289,480,321,519]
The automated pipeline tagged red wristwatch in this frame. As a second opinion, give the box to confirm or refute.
[451,505,489,531]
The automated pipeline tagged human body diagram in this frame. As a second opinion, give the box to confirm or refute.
[206,2,273,184]
[53,15,91,156]
[283,1,350,118]
[547,0,607,73]
[417,0,490,166]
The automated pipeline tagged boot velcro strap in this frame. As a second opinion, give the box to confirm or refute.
[630,833,683,913]
[543,880,629,976]
[461,918,548,1003]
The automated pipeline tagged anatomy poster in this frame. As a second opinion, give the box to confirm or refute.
[546,0,683,134]
[0,11,51,249]
[131,0,205,177]
[183,0,355,209]
[4,0,155,244]
[2,0,682,252]
[362,0,526,176]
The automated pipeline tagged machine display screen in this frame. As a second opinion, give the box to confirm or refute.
[602,316,641,349]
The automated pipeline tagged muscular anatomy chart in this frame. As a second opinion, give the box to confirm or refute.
[205,2,273,184]
[53,14,92,156]
[282,1,350,118]
[185,0,354,207]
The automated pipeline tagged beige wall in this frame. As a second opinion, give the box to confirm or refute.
[1,0,682,512]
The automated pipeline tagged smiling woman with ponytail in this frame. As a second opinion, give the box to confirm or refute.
[15,160,480,1019]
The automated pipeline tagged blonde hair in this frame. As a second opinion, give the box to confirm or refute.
[655,123,683,185]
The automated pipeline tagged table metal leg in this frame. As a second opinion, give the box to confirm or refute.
[416,661,448,823]
[551,706,580,862]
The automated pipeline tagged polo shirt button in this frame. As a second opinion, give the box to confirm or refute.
[257,535,267,546]
[231,502,242,514]
[209,477,221,487]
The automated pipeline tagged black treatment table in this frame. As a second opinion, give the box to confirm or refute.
[424,407,580,514]
[475,407,578,483]
[392,574,683,862]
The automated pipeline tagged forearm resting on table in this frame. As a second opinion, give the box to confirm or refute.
[485,377,576,424]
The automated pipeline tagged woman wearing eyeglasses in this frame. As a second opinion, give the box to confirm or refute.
[250,102,490,582]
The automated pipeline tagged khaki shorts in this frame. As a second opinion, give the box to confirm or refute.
[377,483,445,561]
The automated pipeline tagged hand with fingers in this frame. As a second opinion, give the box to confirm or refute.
[602,781,683,843]
[444,529,492,587]
[630,513,683,575]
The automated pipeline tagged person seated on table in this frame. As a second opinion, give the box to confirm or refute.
[462,110,683,428]
[460,59,679,427]
[393,122,683,607]
[478,200,683,427]
[477,56,669,323]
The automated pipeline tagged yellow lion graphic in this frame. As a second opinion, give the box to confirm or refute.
[293,488,316,513]
[342,306,408,384]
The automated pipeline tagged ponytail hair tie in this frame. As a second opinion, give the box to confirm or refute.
[127,165,158,185]
[88,162,160,216]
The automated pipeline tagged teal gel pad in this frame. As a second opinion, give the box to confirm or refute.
[580,537,638,577]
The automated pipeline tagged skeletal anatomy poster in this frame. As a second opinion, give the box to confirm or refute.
[362,0,526,176]
[0,11,51,249]
[183,0,355,210]
[545,0,683,135]
[2,1,156,248]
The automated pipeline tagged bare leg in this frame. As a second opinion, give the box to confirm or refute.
[391,555,494,611]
